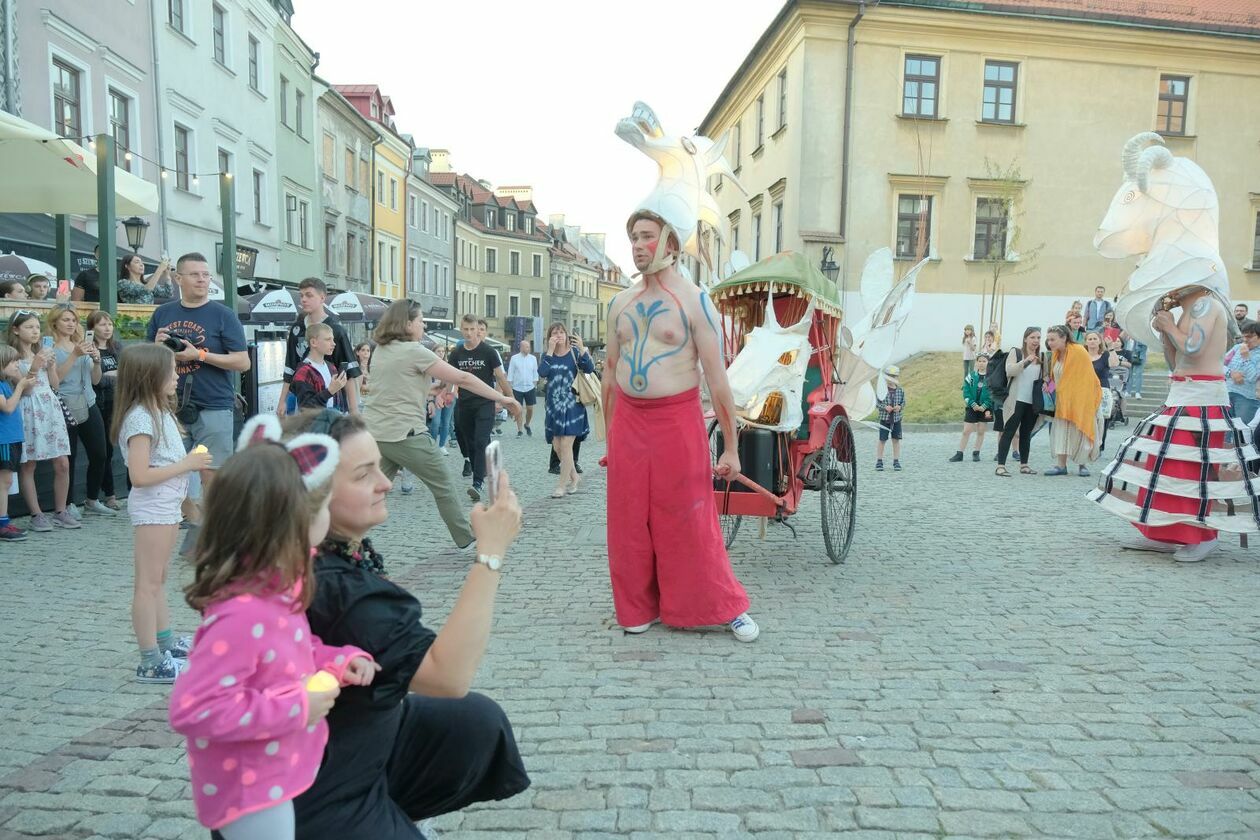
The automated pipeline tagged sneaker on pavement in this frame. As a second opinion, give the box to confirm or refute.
[875,460,884,471]
[0,524,27,541]
[440,447,449,456]
[1174,538,1218,563]
[1078,466,1091,477]
[730,612,760,642]
[135,651,183,684]
[524,424,532,437]
[52,510,81,529]
[517,430,524,438]
[575,463,583,475]
[462,459,473,478]
[1122,535,1177,553]
[28,514,53,532]
[892,460,902,471]
[65,503,82,521]
[468,483,482,502]
[83,499,117,515]
[400,480,415,495]
[103,497,124,511]
[624,618,660,635]
[971,451,981,462]
[165,635,194,658]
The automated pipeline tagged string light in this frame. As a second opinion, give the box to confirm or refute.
[65,135,237,180]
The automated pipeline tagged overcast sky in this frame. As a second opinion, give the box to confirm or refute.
[293,0,783,275]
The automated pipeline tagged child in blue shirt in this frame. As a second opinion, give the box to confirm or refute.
[0,345,34,540]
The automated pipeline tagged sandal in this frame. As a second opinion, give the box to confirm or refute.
[1020,465,1038,475]
[995,466,1011,477]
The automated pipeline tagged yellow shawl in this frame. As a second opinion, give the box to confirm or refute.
[1053,343,1102,443]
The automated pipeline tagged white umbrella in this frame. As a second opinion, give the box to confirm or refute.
[0,252,56,283]
[0,110,158,215]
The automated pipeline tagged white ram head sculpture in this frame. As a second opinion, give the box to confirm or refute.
[725,284,816,432]
[1094,132,1230,344]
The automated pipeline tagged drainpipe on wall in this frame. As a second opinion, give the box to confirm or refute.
[839,0,873,299]
[147,0,170,254]
[1,0,16,113]
[370,138,379,296]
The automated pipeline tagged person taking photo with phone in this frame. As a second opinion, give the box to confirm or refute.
[539,324,594,498]
[291,322,350,413]
[277,278,361,417]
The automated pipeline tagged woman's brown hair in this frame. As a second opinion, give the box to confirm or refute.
[185,443,330,612]
[86,310,122,356]
[110,344,177,451]
[5,311,42,354]
[374,299,421,346]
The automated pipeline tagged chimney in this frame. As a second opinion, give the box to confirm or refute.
[587,233,606,254]
[495,185,533,202]
[429,149,452,173]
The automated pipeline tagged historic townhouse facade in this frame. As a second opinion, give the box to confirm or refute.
[405,147,458,323]
[699,0,1260,351]
[273,8,318,282]
[314,77,377,295]
[546,216,602,341]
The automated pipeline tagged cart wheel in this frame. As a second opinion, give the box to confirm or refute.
[707,419,743,549]
[820,414,857,564]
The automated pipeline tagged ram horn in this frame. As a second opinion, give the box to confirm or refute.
[1135,145,1174,193]
[1122,131,1164,182]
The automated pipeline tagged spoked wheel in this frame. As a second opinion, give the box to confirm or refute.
[707,419,743,549]
[820,414,857,563]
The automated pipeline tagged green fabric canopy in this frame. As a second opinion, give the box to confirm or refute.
[709,251,843,317]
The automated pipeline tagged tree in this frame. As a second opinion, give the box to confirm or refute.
[974,158,1044,331]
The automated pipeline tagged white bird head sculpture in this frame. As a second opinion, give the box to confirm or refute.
[725,283,816,431]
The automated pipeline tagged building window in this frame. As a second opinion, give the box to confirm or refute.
[360,159,370,194]
[344,148,356,189]
[982,61,1018,123]
[322,133,335,177]
[377,242,385,281]
[531,296,541,318]
[375,170,384,202]
[903,55,940,118]
[752,213,762,260]
[1157,75,1189,135]
[973,198,1009,260]
[212,4,227,66]
[286,194,297,244]
[485,293,497,318]
[168,0,185,33]
[532,254,542,277]
[407,256,417,292]
[733,123,741,168]
[248,35,260,91]
[442,265,449,295]
[346,232,355,277]
[509,251,520,275]
[389,179,397,210]
[109,89,131,170]
[486,248,498,273]
[421,200,429,232]
[524,216,533,234]
[506,214,516,232]
[300,200,309,248]
[217,147,231,177]
[1252,212,1260,268]
[280,76,290,126]
[406,195,415,228]
[360,235,368,280]
[390,245,398,283]
[252,169,264,223]
[755,94,765,149]
[777,68,788,130]
[896,194,933,259]
[509,294,519,317]
[51,59,81,139]
[773,202,783,253]
[485,208,495,228]
[174,124,191,191]
[326,224,337,270]
[295,89,305,138]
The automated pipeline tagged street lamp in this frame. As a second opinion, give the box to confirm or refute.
[121,216,150,251]
[819,246,839,283]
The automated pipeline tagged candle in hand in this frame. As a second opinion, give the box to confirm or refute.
[305,671,338,693]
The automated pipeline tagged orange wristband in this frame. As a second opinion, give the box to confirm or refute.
[198,348,208,362]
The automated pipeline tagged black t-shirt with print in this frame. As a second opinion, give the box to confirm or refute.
[74,268,100,302]
[447,341,502,410]
[282,312,360,384]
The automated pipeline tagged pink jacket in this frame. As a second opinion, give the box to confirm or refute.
[169,587,370,829]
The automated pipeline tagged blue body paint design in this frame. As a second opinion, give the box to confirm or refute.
[620,299,691,393]
[1185,323,1206,355]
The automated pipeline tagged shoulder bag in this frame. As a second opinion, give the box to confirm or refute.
[569,350,602,408]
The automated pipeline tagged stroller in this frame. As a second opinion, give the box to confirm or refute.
[1105,366,1130,428]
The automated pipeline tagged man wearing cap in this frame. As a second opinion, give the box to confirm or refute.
[601,211,758,642]
[874,365,905,471]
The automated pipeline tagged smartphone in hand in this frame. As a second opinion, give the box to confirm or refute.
[85,330,94,345]
[338,361,351,374]
[40,336,54,350]
[484,440,503,506]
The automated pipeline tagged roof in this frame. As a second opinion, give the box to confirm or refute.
[700,0,1258,133]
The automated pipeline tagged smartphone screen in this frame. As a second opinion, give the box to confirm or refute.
[40,336,54,350]
[85,330,94,344]
[484,440,502,506]
[56,279,71,298]
[338,361,351,374]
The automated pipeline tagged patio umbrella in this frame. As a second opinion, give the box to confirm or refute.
[238,288,300,324]
[0,252,57,283]
[326,292,387,323]
[0,111,158,216]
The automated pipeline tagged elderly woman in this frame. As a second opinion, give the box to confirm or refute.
[1044,325,1102,477]
[271,410,529,840]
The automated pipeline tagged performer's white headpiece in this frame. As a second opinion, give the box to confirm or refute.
[616,101,747,277]
[1094,132,1232,344]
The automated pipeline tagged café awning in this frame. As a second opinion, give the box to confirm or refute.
[0,111,159,216]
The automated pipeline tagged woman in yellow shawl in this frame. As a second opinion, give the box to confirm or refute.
[1044,325,1103,476]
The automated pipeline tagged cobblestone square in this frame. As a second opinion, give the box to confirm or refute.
[1,428,1257,838]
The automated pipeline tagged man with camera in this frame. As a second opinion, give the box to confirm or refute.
[145,253,250,523]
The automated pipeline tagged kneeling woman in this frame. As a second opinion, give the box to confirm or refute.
[280,410,529,839]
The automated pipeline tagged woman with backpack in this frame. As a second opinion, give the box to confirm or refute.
[994,328,1044,477]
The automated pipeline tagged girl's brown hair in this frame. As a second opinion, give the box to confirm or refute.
[5,312,42,354]
[374,299,421,346]
[110,344,177,452]
[86,311,122,356]
[0,345,20,385]
[45,303,82,343]
[185,444,329,612]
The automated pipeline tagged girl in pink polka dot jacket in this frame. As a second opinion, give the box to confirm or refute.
[170,416,379,839]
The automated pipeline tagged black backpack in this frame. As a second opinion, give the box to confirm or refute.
[986,348,1011,399]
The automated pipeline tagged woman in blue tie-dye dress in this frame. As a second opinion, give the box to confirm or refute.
[539,323,594,498]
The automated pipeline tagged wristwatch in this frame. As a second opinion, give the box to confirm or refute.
[474,554,502,572]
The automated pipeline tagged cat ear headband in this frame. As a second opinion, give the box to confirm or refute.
[235,415,339,490]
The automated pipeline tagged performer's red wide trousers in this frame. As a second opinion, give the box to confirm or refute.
[606,387,750,628]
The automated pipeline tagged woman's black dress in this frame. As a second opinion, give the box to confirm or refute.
[287,543,529,839]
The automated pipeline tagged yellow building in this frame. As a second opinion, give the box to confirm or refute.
[699,0,1260,351]
[598,266,629,346]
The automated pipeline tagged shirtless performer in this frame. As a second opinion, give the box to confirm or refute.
[602,211,759,641]
[1089,285,1260,562]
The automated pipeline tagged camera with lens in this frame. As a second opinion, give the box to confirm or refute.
[162,331,192,352]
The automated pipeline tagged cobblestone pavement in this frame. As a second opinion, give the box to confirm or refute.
[1,427,1258,839]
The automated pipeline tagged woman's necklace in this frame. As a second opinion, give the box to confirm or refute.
[320,534,387,576]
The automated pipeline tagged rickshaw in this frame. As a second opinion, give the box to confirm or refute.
[706,252,858,564]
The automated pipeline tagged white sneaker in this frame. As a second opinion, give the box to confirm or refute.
[83,499,117,516]
[440,447,449,456]
[66,503,83,521]
[623,618,660,634]
[1174,538,1218,563]
[1122,536,1176,553]
[730,612,760,642]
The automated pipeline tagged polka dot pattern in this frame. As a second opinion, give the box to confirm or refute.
[195,738,208,750]
[211,640,229,656]
[263,649,276,664]
[222,758,237,771]
[269,785,284,801]
[202,783,217,796]
[219,675,236,687]
[251,623,265,639]
[241,770,257,785]
[238,712,252,727]
[264,741,280,756]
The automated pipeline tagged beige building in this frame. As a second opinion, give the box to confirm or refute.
[699,0,1260,351]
